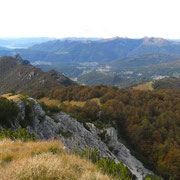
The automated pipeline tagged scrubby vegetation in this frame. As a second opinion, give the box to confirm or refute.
[78,146,135,180]
[0,97,19,128]
[0,128,36,141]
[43,86,180,179]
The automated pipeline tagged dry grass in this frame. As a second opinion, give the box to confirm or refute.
[0,140,112,180]
[39,97,101,108]
[133,82,153,91]
[38,97,61,107]
[1,93,22,101]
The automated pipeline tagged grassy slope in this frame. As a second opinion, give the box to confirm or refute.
[39,97,101,107]
[132,82,153,91]
[0,140,112,180]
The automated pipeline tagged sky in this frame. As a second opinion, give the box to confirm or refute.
[0,0,180,39]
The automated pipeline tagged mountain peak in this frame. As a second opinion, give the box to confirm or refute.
[101,36,120,42]
[142,37,170,46]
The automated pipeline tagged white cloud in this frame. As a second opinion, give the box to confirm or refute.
[0,0,180,38]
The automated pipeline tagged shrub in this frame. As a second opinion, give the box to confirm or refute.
[0,128,36,141]
[79,146,135,179]
[58,129,73,138]
[0,97,19,128]
[9,89,16,95]
[144,174,162,180]
[39,102,61,114]
[97,157,134,179]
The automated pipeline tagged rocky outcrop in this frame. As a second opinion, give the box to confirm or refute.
[104,127,152,179]
[10,97,152,179]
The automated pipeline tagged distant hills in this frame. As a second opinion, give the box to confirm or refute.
[153,77,180,90]
[1,37,180,87]
[0,56,76,96]
[109,53,180,71]
[2,37,180,64]
[77,71,147,87]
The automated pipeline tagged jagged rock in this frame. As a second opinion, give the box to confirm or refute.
[105,127,152,179]
[5,97,152,180]
[15,54,23,61]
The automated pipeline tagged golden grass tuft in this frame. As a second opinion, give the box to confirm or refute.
[39,97,101,108]
[0,140,112,180]
[38,97,61,107]
[0,93,23,101]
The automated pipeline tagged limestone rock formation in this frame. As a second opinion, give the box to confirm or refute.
[6,97,152,179]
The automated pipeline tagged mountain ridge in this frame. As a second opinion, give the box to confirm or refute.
[0,56,76,96]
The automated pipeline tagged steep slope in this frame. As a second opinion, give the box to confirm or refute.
[28,38,143,62]
[110,53,180,72]
[45,86,180,179]
[0,56,76,95]
[128,37,180,56]
[0,95,152,179]
[0,140,111,180]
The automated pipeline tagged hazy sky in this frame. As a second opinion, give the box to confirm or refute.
[0,0,180,39]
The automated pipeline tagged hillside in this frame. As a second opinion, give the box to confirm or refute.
[0,56,76,96]
[131,76,180,91]
[110,53,180,72]
[153,77,180,90]
[1,37,180,84]
[0,140,112,180]
[42,86,180,179]
[77,71,148,87]
[129,60,180,80]
[0,94,151,179]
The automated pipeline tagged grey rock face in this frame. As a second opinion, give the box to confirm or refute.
[105,127,152,179]
[12,98,152,179]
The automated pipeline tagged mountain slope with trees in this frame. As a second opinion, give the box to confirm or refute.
[40,86,180,179]
[0,56,76,96]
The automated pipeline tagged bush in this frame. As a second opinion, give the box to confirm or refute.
[0,97,19,128]
[58,129,73,138]
[9,89,16,95]
[39,102,61,114]
[144,174,162,180]
[79,146,135,179]
[0,128,36,141]
[97,157,134,179]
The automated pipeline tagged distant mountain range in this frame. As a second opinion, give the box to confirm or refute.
[1,37,180,87]
[0,56,76,96]
[2,37,180,63]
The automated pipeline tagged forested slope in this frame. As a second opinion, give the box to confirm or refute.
[39,86,180,179]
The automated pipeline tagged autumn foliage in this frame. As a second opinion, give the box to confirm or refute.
[44,86,180,179]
